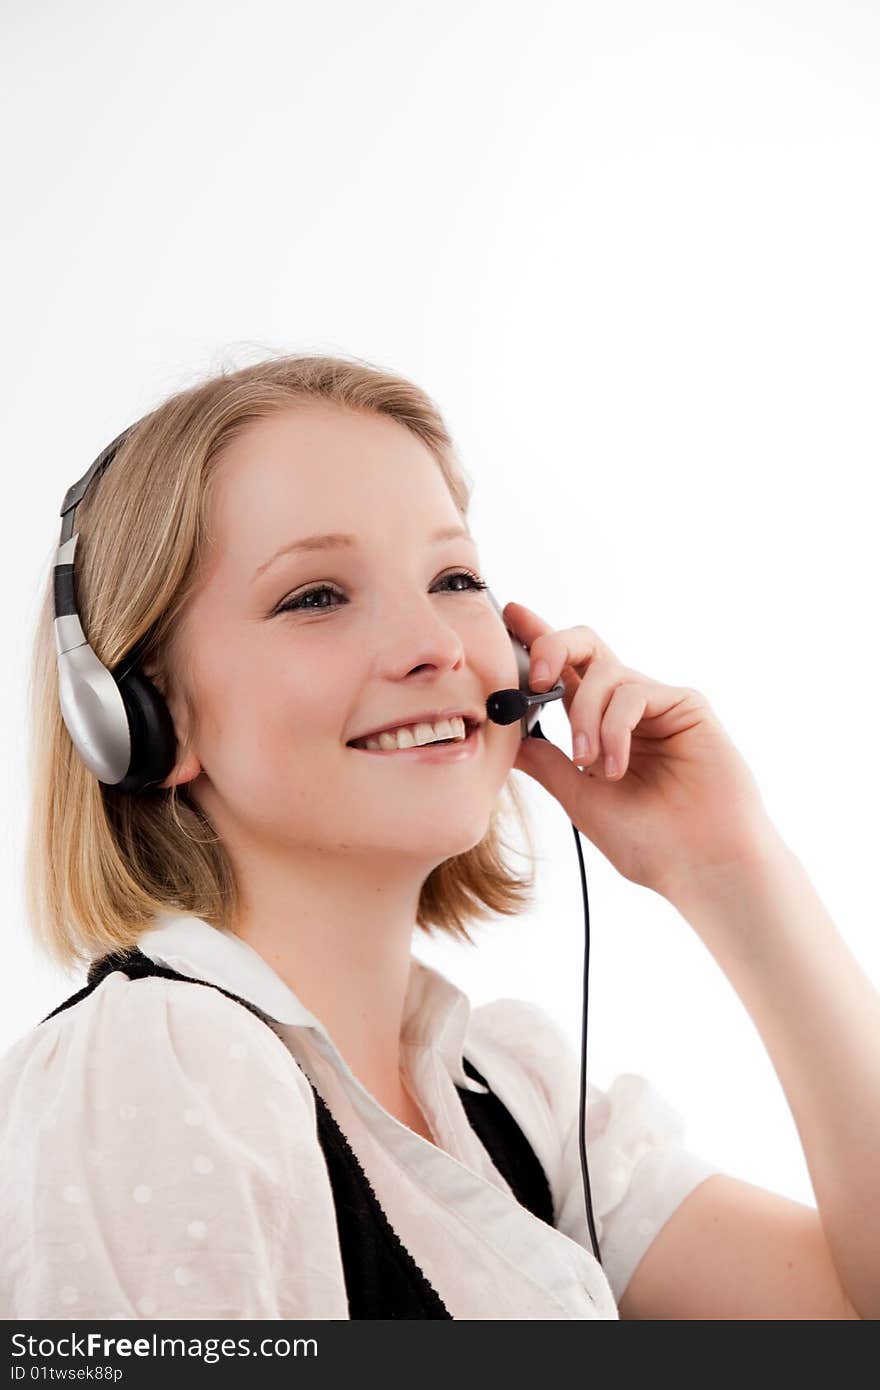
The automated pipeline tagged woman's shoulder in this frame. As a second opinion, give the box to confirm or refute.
[0,965,316,1120]
[466,994,599,1110]
[466,992,710,1153]
[468,994,574,1060]
[0,969,347,1319]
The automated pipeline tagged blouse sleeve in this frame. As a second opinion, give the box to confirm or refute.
[469,997,724,1310]
[0,971,348,1320]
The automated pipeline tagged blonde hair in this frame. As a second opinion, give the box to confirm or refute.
[25,352,538,974]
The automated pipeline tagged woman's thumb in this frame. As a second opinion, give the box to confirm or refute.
[513,731,584,810]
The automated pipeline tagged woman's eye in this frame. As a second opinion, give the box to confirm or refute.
[275,568,488,615]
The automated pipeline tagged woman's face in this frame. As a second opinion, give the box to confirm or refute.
[167,403,521,871]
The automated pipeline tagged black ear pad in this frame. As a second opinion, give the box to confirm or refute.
[111,667,179,794]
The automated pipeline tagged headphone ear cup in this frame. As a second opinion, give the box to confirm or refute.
[111,667,179,794]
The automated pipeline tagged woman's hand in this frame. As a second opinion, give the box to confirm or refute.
[503,601,779,901]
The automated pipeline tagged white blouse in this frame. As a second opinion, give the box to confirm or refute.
[0,913,723,1320]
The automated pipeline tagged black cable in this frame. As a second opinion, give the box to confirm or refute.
[529,719,601,1264]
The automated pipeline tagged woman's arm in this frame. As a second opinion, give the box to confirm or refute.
[623,833,877,1319]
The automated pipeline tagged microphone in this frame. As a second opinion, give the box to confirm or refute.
[485,681,565,728]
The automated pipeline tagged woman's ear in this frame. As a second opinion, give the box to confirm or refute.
[155,745,203,792]
[140,658,203,791]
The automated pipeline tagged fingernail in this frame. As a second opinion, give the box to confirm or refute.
[532,659,550,685]
[574,732,588,762]
[605,754,617,777]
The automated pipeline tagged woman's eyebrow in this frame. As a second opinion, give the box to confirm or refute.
[251,524,473,584]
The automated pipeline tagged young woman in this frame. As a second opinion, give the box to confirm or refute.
[1,355,872,1319]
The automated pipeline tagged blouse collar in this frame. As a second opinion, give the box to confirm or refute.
[134,911,486,1092]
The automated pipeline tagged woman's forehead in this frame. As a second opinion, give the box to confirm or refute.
[208,409,469,575]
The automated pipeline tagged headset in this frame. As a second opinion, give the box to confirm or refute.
[53,420,603,1269]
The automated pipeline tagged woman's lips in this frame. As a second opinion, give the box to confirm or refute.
[347,721,483,762]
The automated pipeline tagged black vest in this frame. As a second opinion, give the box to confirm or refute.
[40,948,555,1319]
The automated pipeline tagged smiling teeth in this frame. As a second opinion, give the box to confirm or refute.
[362,716,467,751]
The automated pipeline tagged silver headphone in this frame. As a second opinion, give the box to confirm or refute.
[53,420,177,794]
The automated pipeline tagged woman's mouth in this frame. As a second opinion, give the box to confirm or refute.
[346,719,483,763]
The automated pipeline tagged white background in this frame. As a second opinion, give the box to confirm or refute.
[2,0,878,1209]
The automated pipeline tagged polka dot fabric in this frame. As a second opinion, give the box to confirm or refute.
[0,915,723,1318]
[0,972,346,1319]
